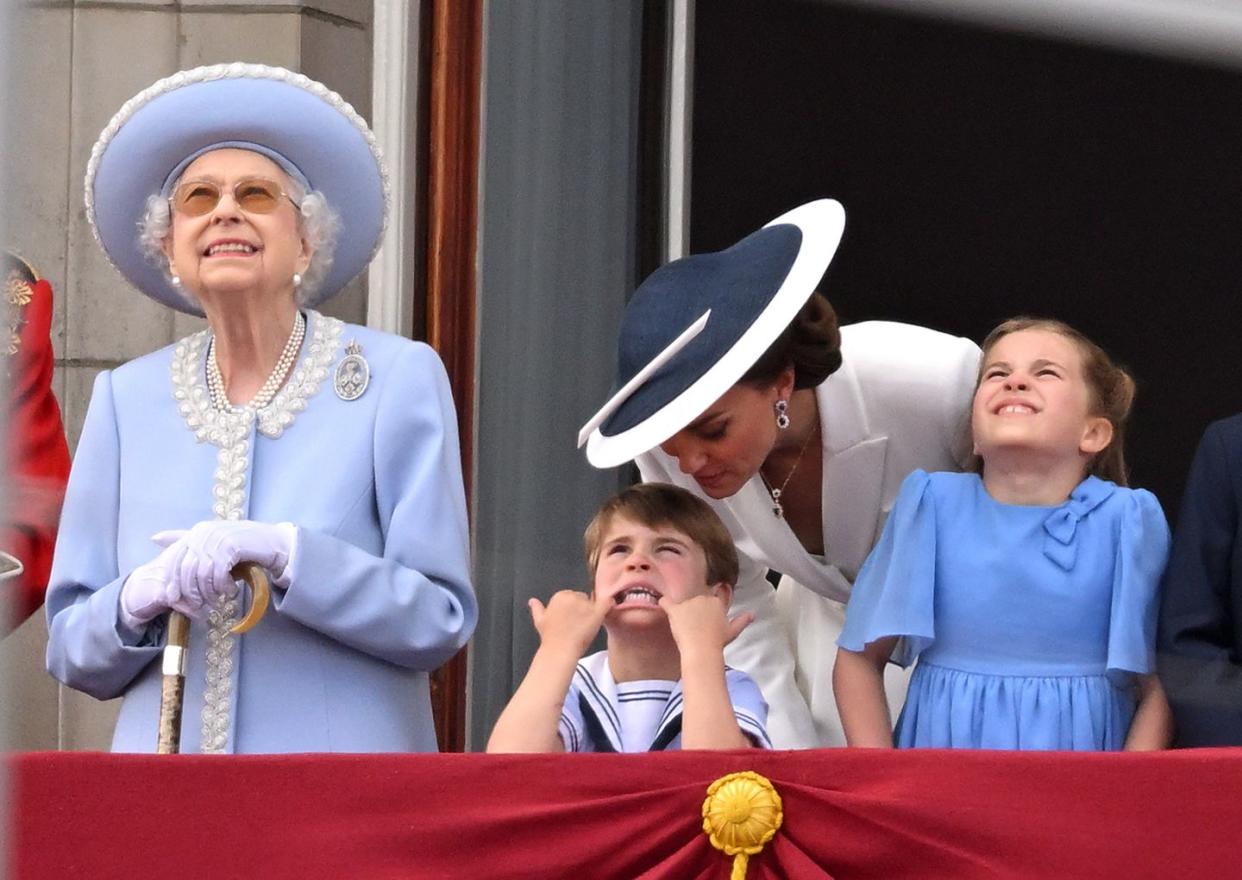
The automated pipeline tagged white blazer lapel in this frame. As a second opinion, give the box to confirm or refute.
[816,364,888,581]
[724,361,889,592]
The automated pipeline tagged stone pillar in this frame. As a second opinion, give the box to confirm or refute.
[0,0,372,752]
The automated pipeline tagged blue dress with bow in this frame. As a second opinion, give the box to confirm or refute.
[839,470,1169,750]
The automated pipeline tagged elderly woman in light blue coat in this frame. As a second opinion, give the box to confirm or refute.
[45,64,476,754]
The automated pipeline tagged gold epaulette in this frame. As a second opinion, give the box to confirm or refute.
[3,251,40,358]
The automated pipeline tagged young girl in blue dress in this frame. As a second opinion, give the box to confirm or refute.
[834,317,1173,750]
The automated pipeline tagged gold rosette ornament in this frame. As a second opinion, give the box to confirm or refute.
[702,771,783,879]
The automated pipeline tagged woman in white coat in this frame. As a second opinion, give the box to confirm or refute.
[579,200,979,748]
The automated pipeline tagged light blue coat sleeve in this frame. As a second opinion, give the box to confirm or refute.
[45,371,163,699]
[273,342,477,671]
[837,469,938,667]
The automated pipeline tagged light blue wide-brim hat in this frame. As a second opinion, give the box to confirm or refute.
[85,62,389,316]
[578,199,846,468]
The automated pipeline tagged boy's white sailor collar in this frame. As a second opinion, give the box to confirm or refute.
[573,652,685,753]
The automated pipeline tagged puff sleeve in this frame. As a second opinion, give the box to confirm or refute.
[837,469,938,667]
[1105,488,1170,680]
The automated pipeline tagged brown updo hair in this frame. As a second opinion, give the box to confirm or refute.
[976,317,1136,486]
[740,291,843,389]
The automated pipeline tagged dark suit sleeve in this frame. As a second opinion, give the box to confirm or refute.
[1158,418,1242,746]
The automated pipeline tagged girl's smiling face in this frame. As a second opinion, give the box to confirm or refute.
[972,328,1112,466]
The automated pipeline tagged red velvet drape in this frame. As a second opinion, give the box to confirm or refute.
[11,748,1241,879]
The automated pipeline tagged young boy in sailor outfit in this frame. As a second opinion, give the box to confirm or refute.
[487,483,771,752]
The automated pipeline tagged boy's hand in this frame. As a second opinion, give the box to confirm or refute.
[489,591,607,754]
[659,593,753,657]
[529,589,608,659]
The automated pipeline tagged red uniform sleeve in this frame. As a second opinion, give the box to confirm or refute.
[4,278,71,630]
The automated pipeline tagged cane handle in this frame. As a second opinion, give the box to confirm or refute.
[229,562,271,634]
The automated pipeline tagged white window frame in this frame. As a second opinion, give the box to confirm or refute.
[368,0,421,335]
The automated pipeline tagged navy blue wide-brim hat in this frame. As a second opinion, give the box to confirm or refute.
[578,199,846,468]
[85,62,389,316]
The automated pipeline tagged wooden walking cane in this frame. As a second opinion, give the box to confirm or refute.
[156,562,272,754]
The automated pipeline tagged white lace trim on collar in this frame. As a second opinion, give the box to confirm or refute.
[166,309,343,753]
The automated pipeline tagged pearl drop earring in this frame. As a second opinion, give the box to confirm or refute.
[170,274,182,288]
[292,273,303,288]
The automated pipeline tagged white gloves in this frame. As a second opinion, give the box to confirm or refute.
[155,519,297,597]
[119,539,222,630]
[119,521,297,630]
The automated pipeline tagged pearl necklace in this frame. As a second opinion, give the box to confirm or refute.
[206,311,306,411]
[759,418,819,519]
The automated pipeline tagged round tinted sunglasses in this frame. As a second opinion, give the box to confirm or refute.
[169,177,300,217]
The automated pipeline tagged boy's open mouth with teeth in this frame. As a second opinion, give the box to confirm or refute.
[614,585,662,606]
